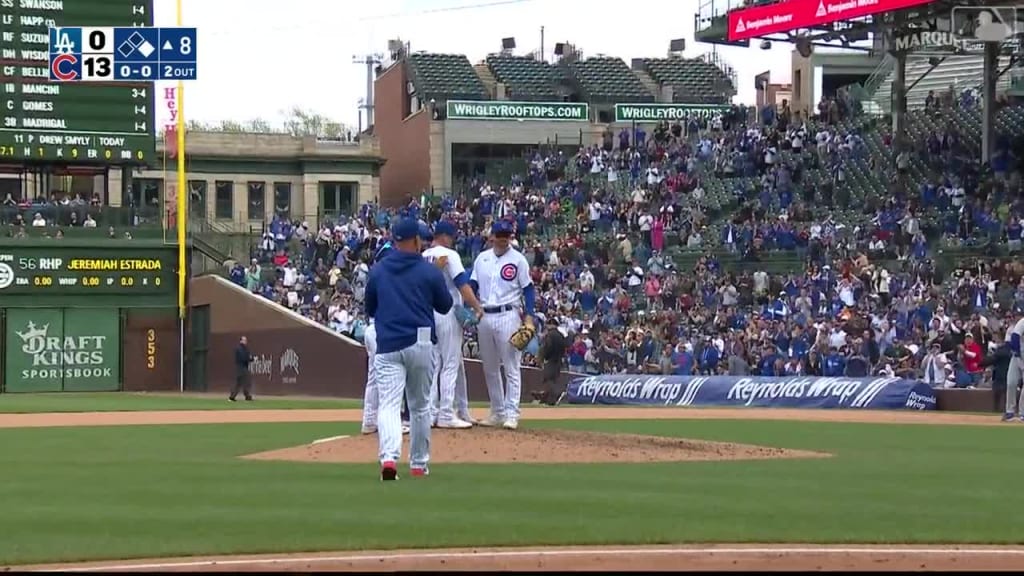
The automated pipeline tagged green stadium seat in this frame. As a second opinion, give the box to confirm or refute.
[407,53,489,102]
[485,55,563,101]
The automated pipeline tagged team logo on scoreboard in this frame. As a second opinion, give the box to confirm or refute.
[50,53,79,81]
[0,263,13,290]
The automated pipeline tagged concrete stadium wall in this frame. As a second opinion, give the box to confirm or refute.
[183,276,1003,413]
[186,275,573,399]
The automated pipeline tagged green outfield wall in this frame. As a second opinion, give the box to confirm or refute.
[0,240,181,393]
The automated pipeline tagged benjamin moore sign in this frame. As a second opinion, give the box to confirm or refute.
[446,100,590,121]
[615,103,732,122]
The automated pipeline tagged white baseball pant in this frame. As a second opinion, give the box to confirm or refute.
[361,322,378,429]
[375,340,433,468]
[429,309,471,423]
[476,309,523,420]
[1007,356,1024,414]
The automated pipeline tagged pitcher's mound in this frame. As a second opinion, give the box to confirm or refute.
[243,428,828,464]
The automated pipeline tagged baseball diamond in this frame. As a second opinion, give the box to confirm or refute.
[1,399,1024,571]
[3,0,1024,569]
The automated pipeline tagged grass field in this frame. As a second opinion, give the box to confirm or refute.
[0,393,362,413]
[0,413,1021,565]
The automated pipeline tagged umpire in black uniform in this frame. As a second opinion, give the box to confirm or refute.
[230,336,254,402]
[982,334,1012,413]
[532,317,568,405]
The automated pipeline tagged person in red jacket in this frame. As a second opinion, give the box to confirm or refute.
[962,333,984,386]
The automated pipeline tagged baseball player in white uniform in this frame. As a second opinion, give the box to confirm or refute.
[1003,312,1024,421]
[469,219,536,430]
[365,217,453,480]
[423,221,485,428]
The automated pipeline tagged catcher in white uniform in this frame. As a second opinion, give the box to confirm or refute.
[469,219,537,430]
[422,221,485,428]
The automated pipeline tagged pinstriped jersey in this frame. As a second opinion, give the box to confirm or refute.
[422,245,464,307]
[470,247,531,308]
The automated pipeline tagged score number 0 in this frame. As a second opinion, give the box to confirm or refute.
[79,29,111,80]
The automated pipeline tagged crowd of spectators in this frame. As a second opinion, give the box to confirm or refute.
[226,87,1024,398]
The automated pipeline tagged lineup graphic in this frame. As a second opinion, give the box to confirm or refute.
[48,27,198,82]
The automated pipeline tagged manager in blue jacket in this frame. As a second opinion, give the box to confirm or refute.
[365,217,453,481]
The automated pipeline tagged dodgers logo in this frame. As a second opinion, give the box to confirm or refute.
[500,263,517,281]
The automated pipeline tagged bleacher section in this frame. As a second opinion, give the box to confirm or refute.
[871,54,1013,114]
[568,57,654,103]
[485,55,563,101]
[641,57,736,104]
[406,53,489,102]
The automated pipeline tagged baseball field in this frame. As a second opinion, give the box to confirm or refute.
[2,392,1023,571]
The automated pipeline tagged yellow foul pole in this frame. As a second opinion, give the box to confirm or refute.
[175,0,187,320]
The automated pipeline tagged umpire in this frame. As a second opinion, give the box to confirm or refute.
[533,317,567,405]
[982,334,1013,414]
[230,336,254,402]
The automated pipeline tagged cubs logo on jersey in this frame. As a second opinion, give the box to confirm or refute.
[500,263,517,281]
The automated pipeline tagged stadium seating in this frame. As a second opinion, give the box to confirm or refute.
[568,57,654,103]
[641,57,736,104]
[485,55,563,101]
[406,53,489,102]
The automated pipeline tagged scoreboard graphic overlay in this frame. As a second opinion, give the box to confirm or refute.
[0,246,176,296]
[49,26,197,82]
[0,1,156,164]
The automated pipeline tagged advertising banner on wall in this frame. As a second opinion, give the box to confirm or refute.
[615,103,733,122]
[727,0,937,41]
[4,308,121,393]
[446,100,590,122]
[567,375,937,410]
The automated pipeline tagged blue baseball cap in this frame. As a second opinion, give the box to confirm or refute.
[491,220,513,236]
[391,217,421,242]
[418,221,433,241]
[433,221,458,238]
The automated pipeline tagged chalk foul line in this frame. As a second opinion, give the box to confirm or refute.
[32,546,1024,572]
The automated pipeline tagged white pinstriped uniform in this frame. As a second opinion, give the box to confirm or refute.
[375,332,433,469]
[1006,317,1024,415]
[471,246,532,421]
[422,245,472,423]
[361,321,379,429]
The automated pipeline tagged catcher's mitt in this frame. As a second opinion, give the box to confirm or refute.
[454,305,479,327]
[509,322,536,351]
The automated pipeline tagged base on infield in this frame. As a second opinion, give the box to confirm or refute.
[241,427,828,464]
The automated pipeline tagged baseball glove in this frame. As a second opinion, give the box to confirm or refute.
[509,322,536,351]
[454,305,479,327]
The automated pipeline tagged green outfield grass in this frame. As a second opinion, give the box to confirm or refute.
[0,393,362,413]
[0,417,1021,565]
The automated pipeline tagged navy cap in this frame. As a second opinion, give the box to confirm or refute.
[418,221,433,241]
[392,217,420,242]
[491,220,513,235]
[433,220,457,238]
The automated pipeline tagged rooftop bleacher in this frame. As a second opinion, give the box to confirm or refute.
[406,52,489,102]
[641,57,736,104]
[568,57,654,103]
[485,54,563,101]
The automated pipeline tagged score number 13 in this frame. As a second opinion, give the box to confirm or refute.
[146,329,157,369]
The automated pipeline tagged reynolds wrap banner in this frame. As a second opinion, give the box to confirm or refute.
[568,375,937,410]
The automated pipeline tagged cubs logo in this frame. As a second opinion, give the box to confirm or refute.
[500,263,517,282]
